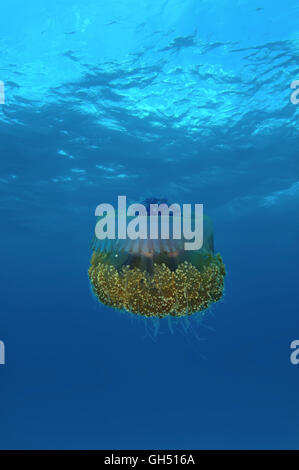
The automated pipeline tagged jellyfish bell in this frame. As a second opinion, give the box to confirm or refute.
[88,199,225,318]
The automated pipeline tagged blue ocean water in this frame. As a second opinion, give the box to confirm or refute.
[0,0,298,450]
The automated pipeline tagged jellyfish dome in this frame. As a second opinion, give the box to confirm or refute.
[88,199,226,318]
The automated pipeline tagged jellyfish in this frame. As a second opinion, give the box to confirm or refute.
[88,199,226,318]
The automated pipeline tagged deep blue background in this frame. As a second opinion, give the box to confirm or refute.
[0,0,298,449]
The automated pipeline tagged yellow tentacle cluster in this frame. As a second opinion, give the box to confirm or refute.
[88,252,226,318]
